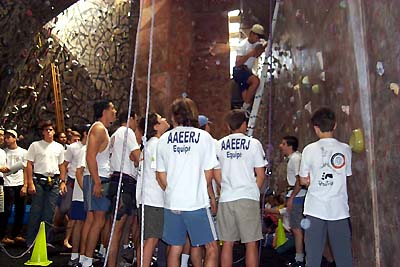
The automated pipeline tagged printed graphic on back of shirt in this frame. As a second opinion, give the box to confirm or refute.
[318,146,346,187]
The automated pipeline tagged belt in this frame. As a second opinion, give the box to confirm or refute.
[33,173,60,187]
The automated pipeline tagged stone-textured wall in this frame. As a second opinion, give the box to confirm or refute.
[254,0,400,266]
[0,0,138,140]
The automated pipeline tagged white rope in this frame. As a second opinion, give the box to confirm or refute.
[139,0,155,265]
[103,0,146,265]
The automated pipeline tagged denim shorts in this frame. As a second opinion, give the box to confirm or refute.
[163,208,217,246]
[83,175,111,212]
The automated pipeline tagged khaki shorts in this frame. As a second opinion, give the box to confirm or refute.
[217,199,262,243]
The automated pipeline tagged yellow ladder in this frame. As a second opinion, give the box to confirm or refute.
[51,63,65,134]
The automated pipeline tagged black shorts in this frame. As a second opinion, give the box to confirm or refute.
[108,172,137,220]
[233,65,253,92]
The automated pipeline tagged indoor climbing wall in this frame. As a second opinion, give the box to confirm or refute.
[0,0,139,141]
[254,0,400,266]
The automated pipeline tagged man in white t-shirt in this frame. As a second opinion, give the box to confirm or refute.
[233,24,267,114]
[25,120,67,246]
[299,107,352,267]
[65,125,89,266]
[107,110,141,267]
[136,112,169,266]
[0,130,27,245]
[279,135,306,266]
[156,97,219,267]
[214,109,266,267]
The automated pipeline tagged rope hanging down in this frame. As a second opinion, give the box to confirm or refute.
[103,0,152,265]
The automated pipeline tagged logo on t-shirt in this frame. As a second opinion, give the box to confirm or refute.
[167,131,200,154]
[330,153,345,169]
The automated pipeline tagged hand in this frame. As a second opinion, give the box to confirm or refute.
[20,186,27,197]
[300,175,310,187]
[254,45,265,57]
[93,182,102,198]
[59,182,67,195]
[210,198,218,216]
[28,183,36,195]
[286,197,293,213]
[0,166,10,173]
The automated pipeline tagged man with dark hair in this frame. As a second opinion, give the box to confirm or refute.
[300,107,352,267]
[233,24,268,115]
[107,110,141,267]
[214,109,266,267]
[156,97,219,267]
[279,135,305,266]
[0,130,28,245]
[25,120,66,246]
[80,100,116,267]
[136,112,170,266]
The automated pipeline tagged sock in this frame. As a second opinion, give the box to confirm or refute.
[82,257,93,267]
[79,255,87,263]
[181,253,190,267]
[99,244,106,256]
[295,253,305,262]
[123,244,130,249]
[71,252,79,260]
[242,102,251,110]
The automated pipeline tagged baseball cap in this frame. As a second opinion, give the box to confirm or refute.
[250,24,265,37]
[5,129,18,138]
[198,115,212,128]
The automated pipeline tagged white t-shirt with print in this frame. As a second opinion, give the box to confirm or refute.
[299,138,352,220]
[72,146,87,202]
[64,142,83,179]
[3,147,27,186]
[236,38,261,70]
[110,126,140,178]
[156,126,219,211]
[136,137,164,208]
[26,140,65,176]
[217,133,267,203]
[286,151,307,198]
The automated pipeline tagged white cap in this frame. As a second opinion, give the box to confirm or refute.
[250,24,265,36]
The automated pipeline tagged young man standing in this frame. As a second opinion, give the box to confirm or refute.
[107,110,141,267]
[25,121,66,246]
[279,136,306,266]
[0,130,28,245]
[136,112,170,267]
[81,100,117,267]
[299,107,352,267]
[156,97,219,267]
[233,24,267,114]
[214,109,266,267]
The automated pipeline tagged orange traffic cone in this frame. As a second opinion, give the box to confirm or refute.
[25,221,52,266]
[275,218,287,248]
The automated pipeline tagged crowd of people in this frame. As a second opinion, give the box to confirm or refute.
[0,98,353,267]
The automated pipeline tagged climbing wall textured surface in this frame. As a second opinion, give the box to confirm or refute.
[255,0,400,266]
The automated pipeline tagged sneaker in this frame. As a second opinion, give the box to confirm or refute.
[67,258,80,266]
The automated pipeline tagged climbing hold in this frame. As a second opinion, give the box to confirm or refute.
[376,61,384,76]
[339,1,347,9]
[312,84,320,94]
[294,84,300,91]
[389,83,399,95]
[319,71,326,81]
[304,101,312,114]
[302,76,310,85]
[349,129,364,153]
[341,105,350,115]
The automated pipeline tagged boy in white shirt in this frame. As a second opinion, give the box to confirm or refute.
[156,97,219,267]
[299,107,352,267]
[214,109,267,267]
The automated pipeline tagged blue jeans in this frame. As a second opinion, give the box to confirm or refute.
[26,181,59,245]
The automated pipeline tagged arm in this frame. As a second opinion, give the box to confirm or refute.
[156,171,167,191]
[75,167,84,190]
[286,175,301,212]
[0,166,10,173]
[255,167,266,189]
[300,174,310,187]
[26,160,36,195]
[205,169,217,215]
[235,50,255,67]
[86,125,105,198]
[58,162,67,194]
[129,148,141,167]
[20,167,28,196]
